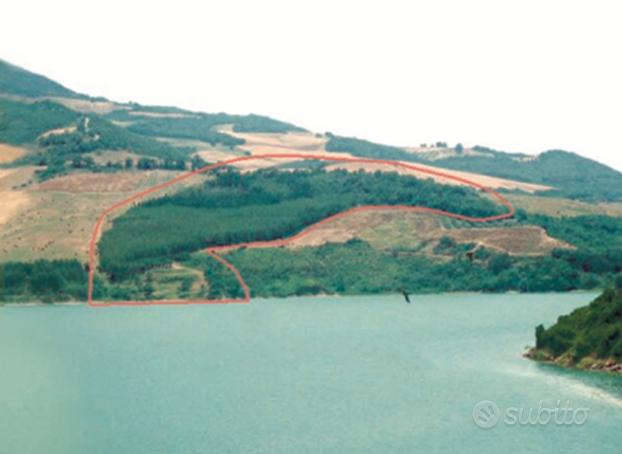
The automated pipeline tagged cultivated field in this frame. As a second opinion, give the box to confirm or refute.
[0,170,207,263]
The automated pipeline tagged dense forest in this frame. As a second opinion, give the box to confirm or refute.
[530,288,622,368]
[0,260,87,303]
[0,98,78,144]
[111,110,304,147]
[325,134,424,163]
[99,168,502,280]
[213,239,608,298]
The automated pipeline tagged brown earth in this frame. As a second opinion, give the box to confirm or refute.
[0,170,206,263]
[279,210,570,256]
[38,126,77,139]
[47,97,128,115]
[35,171,153,193]
[0,143,27,163]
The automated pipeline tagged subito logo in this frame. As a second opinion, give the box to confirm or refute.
[472,400,501,429]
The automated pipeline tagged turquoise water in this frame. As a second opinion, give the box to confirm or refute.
[1,293,621,453]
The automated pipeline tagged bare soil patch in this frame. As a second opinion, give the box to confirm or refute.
[35,172,153,193]
[277,209,569,256]
[448,226,571,256]
[128,111,195,119]
[0,143,27,163]
[39,126,77,139]
[48,97,127,115]
[0,170,204,263]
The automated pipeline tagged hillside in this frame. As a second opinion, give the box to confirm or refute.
[430,146,622,201]
[0,59,83,99]
[527,287,622,373]
[2,58,622,303]
[325,138,622,202]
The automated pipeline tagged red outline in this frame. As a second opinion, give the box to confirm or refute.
[88,153,515,307]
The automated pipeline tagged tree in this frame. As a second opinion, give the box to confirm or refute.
[144,273,155,299]
[191,156,207,170]
[455,143,464,153]
[488,253,512,274]
[125,158,134,169]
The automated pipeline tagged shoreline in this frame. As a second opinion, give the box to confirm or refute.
[0,289,600,307]
[524,347,622,374]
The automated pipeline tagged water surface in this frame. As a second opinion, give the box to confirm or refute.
[1,293,621,453]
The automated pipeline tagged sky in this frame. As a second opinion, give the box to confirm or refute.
[2,0,621,170]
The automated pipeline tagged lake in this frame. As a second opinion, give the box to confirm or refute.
[1,293,621,453]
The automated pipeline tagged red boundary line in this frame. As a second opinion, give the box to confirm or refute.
[88,153,515,307]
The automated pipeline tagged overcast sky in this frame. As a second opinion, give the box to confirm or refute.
[2,0,621,170]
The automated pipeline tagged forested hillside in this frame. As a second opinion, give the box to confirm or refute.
[325,134,424,163]
[529,288,622,371]
[0,98,78,144]
[3,58,622,303]
[0,59,82,98]
[99,168,502,280]
[432,147,622,201]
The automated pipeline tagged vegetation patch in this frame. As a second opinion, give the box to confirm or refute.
[529,288,622,371]
[0,59,81,98]
[325,134,423,163]
[431,147,622,202]
[0,259,87,303]
[0,99,78,144]
[207,239,602,298]
[99,168,502,281]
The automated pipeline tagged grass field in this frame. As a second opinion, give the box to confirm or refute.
[507,194,622,217]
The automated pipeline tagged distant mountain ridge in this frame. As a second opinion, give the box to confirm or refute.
[429,146,622,201]
[1,58,622,201]
[0,59,84,99]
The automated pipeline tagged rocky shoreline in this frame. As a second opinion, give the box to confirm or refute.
[524,348,622,374]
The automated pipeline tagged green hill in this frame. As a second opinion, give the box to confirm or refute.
[0,59,83,99]
[528,288,622,372]
[0,98,78,144]
[323,136,622,202]
[431,147,622,202]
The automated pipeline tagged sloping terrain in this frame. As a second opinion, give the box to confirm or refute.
[2,58,622,303]
[0,59,82,98]
[244,210,569,257]
[528,288,622,372]
[222,128,552,192]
